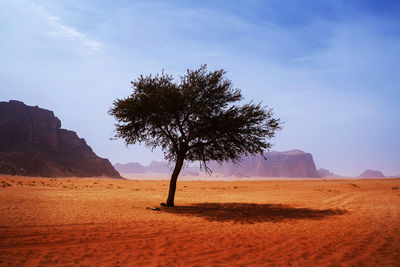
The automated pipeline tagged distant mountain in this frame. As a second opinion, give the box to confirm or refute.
[208,150,320,178]
[317,168,338,177]
[147,161,171,173]
[115,161,199,175]
[0,100,121,178]
[114,162,146,173]
[358,169,385,178]
[116,150,321,178]
[114,161,170,174]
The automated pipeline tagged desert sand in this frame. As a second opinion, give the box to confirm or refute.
[0,175,399,266]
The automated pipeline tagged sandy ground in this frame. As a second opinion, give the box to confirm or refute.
[0,176,399,266]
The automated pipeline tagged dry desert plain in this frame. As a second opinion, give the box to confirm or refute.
[0,175,400,266]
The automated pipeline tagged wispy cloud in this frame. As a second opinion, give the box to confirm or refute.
[46,15,103,52]
[31,3,103,52]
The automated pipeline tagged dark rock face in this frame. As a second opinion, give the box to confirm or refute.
[209,150,320,178]
[358,169,385,178]
[0,100,121,178]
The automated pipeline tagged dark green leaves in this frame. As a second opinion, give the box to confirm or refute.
[109,65,282,169]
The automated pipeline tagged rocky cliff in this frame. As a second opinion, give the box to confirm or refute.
[0,100,121,178]
[208,150,320,178]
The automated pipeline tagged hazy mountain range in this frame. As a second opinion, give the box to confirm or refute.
[115,150,339,178]
[115,154,397,179]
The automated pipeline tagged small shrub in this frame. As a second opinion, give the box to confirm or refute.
[1,181,12,187]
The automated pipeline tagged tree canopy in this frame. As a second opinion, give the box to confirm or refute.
[109,65,282,206]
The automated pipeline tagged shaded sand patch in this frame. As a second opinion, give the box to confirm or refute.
[161,203,347,223]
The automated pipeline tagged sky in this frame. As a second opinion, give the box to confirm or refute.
[1,0,399,176]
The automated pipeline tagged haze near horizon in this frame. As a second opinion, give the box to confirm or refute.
[1,0,399,176]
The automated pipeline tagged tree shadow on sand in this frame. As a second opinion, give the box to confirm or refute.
[161,203,348,224]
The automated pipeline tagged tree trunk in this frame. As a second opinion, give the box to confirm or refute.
[166,155,185,207]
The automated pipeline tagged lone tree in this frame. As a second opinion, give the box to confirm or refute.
[109,65,282,207]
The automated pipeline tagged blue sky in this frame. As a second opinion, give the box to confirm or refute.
[1,0,399,176]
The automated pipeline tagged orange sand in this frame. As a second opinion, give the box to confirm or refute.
[0,176,399,266]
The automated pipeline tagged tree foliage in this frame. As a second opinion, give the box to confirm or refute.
[109,65,282,206]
